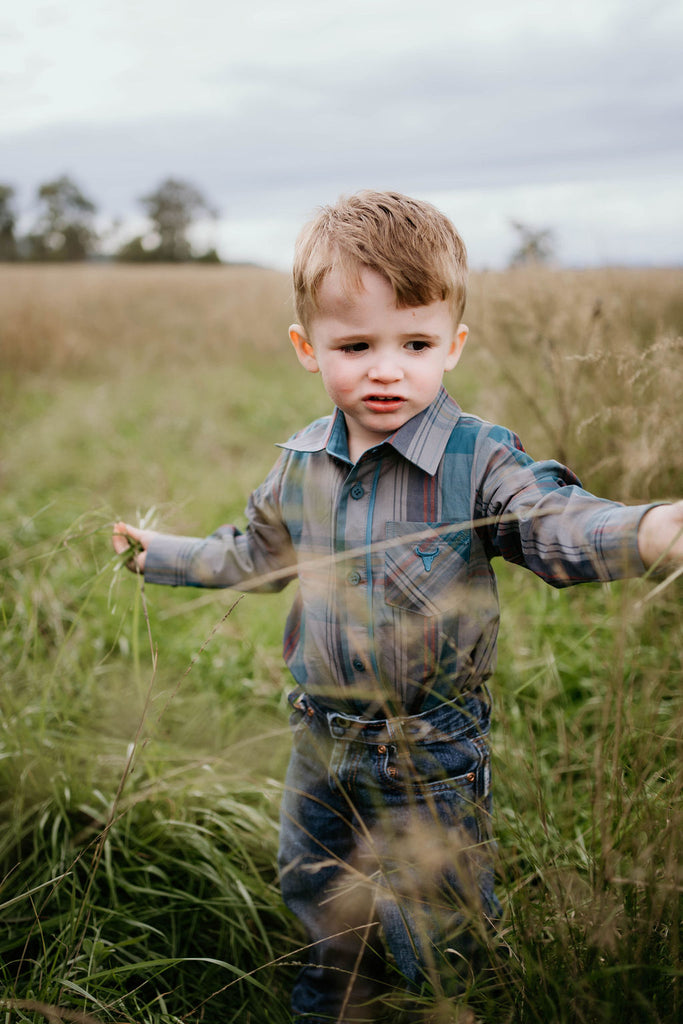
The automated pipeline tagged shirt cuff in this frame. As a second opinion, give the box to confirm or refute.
[594,502,666,579]
[144,533,205,587]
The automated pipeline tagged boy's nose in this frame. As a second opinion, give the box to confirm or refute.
[368,359,403,382]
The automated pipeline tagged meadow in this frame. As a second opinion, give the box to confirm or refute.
[1,263,681,1024]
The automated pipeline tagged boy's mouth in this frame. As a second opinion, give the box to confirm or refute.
[363,395,405,411]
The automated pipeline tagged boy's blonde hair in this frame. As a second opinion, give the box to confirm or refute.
[292,190,468,332]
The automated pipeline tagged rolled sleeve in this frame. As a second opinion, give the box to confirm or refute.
[144,450,298,592]
[145,523,296,592]
[145,533,209,587]
[520,493,655,585]
[477,426,656,586]
[590,501,659,580]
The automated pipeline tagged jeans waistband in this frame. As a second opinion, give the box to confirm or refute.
[289,686,490,744]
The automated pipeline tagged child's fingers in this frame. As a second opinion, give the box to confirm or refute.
[112,521,138,553]
[114,520,139,536]
[112,524,129,554]
[112,522,148,572]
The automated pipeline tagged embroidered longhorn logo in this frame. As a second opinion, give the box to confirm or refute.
[415,543,440,572]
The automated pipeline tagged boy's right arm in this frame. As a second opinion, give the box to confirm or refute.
[112,521,158,574]
[112,451,298,593]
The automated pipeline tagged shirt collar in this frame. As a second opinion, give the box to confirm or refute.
[389,387,462,474]
[277,386,462,476]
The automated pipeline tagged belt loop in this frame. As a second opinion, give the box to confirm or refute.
[327,713,348,739]
[385,717,403,743]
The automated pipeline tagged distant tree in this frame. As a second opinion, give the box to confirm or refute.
[115,235,159,263]
[119,177,218,263]
[508,220,556,267]
[193,246,222,264]
[26,175,98,261]
[0,185,19,261]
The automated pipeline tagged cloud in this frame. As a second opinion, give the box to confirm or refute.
[2,0,681,266]
[5,26,680,212]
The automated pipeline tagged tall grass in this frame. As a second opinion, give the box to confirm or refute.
[1,264,681,1023]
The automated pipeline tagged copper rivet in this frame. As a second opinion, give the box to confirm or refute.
[377,744,387,754]
[466,772,476,782]
[307,707,315,717]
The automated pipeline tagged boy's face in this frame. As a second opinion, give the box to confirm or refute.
[290,267,467,461]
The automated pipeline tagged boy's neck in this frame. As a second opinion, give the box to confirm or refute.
[345,419,393,464]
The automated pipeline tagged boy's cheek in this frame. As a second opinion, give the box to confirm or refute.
[321,373,354,400]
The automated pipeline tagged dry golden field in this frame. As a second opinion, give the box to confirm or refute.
[1,263,681,1024]
[2,263,681,504]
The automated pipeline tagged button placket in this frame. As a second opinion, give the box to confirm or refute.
[339,458,381,683]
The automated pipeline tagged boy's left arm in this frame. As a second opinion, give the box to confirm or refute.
[637,500,683,570]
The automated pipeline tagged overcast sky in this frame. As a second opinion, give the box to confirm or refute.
[3,0,682,268]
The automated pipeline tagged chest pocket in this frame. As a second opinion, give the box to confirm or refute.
[384,521,471,616]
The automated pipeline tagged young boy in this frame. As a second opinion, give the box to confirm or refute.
[113,191,682,1024]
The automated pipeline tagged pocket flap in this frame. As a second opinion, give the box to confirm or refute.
[385,521,471,616]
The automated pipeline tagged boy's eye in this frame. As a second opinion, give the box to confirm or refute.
[340,342,369,353]
[406,340,431,351]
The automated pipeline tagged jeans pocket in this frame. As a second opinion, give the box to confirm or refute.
[403,732,486,787]
[380,731,491,834]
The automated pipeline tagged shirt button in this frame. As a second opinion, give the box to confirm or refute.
[350,483,365,500]
[352,658,365,671]
[347,570,362,586]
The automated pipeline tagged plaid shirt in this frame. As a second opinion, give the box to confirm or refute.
[145,388,650,714]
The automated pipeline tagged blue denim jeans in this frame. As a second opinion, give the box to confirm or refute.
[277,689,500,1023]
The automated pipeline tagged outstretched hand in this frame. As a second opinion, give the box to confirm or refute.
[637,501,683,570]
[112,521,157,573]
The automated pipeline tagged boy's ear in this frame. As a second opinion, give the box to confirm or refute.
[445,323,468,371]
[289,325,319,373]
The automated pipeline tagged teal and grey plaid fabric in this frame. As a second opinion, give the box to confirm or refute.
[145,388,651,714]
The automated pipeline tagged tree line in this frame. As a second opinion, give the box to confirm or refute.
[0,174,558,268]
[0,175,221,263]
